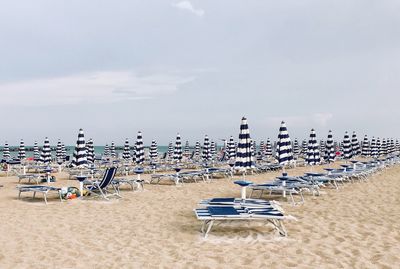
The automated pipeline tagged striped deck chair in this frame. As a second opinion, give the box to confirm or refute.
[83,167,120,200]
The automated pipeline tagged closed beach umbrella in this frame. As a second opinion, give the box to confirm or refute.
[292,139,300,157]
[104,144,110,157]
[135,131,144,165]
[61,143,67,162]
[194,141,201,160]
[210,141,217,160]
[351,132,361,156]
[202,135,211,163]
[306,129,320,165]
[325,130,335,162]
[110,142,116,158]
[3,142,10,160]
[276,121,293,165]
[361,135,370,157]
[227,136,236,160]
[265,138,272,158]
[18,139,26,160]
[173,133,182,163]
[167,142,174,160]
[56,140,63,163]
[235,117,254,169]
[370,137,377,159]
[149,140,158,163]
[86,139,94,163]
[379,138,387,157]
[319,140,325,156]
[259,140,266,157]
[251,140,257,157]
[342,132,352,159]
[122,138,131,160]
[40,137,52,164]
[71,128,87,167]
[183,141,190,158]
[33,141,40,161]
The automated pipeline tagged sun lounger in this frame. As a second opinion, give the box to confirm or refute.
[194,206,296,238]
[17,185,63,204]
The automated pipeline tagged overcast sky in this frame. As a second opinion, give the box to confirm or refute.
[1,0,399,145]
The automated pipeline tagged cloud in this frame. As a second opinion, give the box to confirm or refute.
[0,71,194,106]
[172,1,205,17]
[265,113,334,128]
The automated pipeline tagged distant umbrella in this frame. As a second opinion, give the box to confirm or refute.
[61,143,67,162]
[104,144,110,157]
[194,141,201,160]
[18,139,26,160]
[71,128,87,168]
[361,135,370,157]
[183,140,190,158]
[135,131,144,165]
[149,140,158,163]
[40,137,52,164]
[33,141,40,161]
[210,141,217,160]
[56,140,63,163]
[276,121,293,165]
[379,138,387,157]
[301,139,308,158]
[235,117,254,169]
[202,135,211,163]
[319,140,325,156]
[325,130,335,162]
[110,142,116,158]
[342,132,352,159]
[265,138,272,158]
[227,136,236,160]
[292,139,300,156]
[86,139,95,163]
[259,140,266,157]
[3,142,10,160]
[351,132,360,156]
[251,140,257,157]
[173,133,183,163]
[370,137,377,159]
[122,138,131,160]
[167,142,174,160]
[306,129,320,165]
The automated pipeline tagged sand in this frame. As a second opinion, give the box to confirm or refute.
[0,164,399,269]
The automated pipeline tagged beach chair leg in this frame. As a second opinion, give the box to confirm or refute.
[43,193,48,205]
[204,220,214,238]
[33,191,36,199]
[18,190,22,199]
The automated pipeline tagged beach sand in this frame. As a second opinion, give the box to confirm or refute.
[0,164,399,268]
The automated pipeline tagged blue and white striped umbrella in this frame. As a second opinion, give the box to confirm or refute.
[104,144,110,157]
[149,140,158,163]
[18,139,26,160]
[319,140,325,156]
[86,139,94,163]
[265,138,272,158]
[301,139,308,158]
[276,121,293,165]
[167,142,174,160]
[235,117,254,169]
[122,138,131,160]
[194,141,201,160]
[292,139,300,156]
[202,135,211,163]
[370,137,377,159]
[173,133,183,162]
[135,131,144,165]
[325,130,335,162]
[40,137,52,164]
[396,140,400,154]
[259,140,265,157]
[379,138,387,157]
[210,141,217,160]
[56,140,63,163]
[306,129,320,165]
[227,136,236,160]
[251,140,256,157]
[110,142,116,158]
[342,132,352,159]
[71,128,87,167]
[33,141,40,161]
[389,138,395,155]
[3,142,10,160]
[361,135,370,157]
[351,132,360,156]
[61,142,67,162]
[184,140,190,158]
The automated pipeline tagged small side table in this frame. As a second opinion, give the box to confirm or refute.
[234,180,253,200]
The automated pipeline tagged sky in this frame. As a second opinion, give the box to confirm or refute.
[1,0,399,146]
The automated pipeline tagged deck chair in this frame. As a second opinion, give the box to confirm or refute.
[83,167,120,200]
[194,206,296,238]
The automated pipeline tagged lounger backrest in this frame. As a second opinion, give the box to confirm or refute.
[98,167,117,189]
